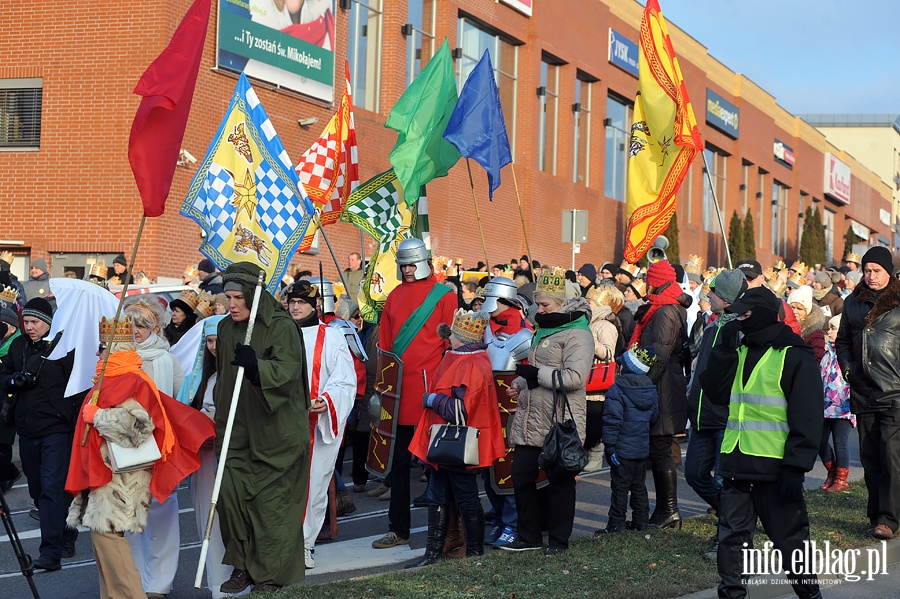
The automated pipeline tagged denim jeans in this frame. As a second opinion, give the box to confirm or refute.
[481,468,518,530]
[684,428,724,512]
[818,418,853,468]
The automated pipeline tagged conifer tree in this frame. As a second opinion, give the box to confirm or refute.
[798,206,815,267]
[742,209,756,260]
[728,210,744,266]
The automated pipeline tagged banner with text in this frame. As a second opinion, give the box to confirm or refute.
[217,0,335,102]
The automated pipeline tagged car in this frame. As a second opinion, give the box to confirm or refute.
[108,284,194,308]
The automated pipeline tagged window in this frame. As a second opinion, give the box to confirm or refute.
[823,206,835,262]
[348,1,383,112]
[405,0,435,87]
[771,180,789,256]
[703,147,727,233]
[538,56,560,174]
[457,18,519,159]
[573,72,595,186]
[605,94,632,201]
[0,78,42,150]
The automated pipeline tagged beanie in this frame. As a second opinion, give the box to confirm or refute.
[646,260,676,288]
[577,263,597,283]
[22,297,53,326]
[845,271,862,286]
[861,246,894,275]
[813,270,832,289]
[198,259,217,275]
[286,280,319,308]
[113,253,127,266]
[622,345,657,375]
[787,285,813,313]
[30,258,48,273]
[1,307,18,328]
[709,269,747,304]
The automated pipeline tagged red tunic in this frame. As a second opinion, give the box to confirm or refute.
[379,277,457,425]
[409,348,506,469]
[490,305,533,336]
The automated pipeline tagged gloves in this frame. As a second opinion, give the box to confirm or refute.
[231,343,260,385]
[777,467,805,503]
[82,403,99,424]
[422,392,434,409]
[604,447,620,468]
[515,364,540,389]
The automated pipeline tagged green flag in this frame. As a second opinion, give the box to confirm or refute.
[386,39,461,204]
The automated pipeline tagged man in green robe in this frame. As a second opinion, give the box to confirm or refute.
[214,262,310,593]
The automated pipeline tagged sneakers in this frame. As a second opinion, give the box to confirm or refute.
[498,538,541,552]
[493,526,517,548]
[304,547,315,569]
[367,483,389,498]
[594,524,626,534]
[220,568,253,593]
[484,524,504,545]
[372,531,409,549]
[335,490,357,516]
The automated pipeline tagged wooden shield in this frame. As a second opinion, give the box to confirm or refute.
[366,345,403,477]
[489,372,548,494]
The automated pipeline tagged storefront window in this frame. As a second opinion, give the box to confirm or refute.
[405,0,435,87]
[605,94,631,202]
[348,0,384,112]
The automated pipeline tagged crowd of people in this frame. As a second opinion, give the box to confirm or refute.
[0,241,897,599]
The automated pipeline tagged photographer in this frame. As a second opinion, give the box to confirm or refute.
[0,298,78,571]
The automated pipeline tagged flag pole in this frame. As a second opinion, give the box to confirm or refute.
[82,214,146,445]
[465,159,491,270]
[313,213,351,292]
[509,163,534,265]
[195,269,265,588]
[700,151,733,268]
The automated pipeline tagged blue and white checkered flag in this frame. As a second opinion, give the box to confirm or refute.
[180,73,314,293]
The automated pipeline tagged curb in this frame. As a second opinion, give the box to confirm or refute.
[677,538,900,599]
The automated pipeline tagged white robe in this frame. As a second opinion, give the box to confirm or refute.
[301,324,356,550]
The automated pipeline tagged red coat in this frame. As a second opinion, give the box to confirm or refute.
[490,305,532,336]
[380,277,457,425]
[409,348,505,469]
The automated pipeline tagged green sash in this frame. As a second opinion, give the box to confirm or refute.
[392,283,452,358]
[531,318,592,348]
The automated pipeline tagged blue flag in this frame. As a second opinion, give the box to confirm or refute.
[442,50,512,199]
[179,73,315,294]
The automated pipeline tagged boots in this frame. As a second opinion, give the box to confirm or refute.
[336,489,357,516]
[443,502,466,558]
[819,461,836,490]
[582,448,603,473]
[460,506,485,557]
[406,505,450,568]
[649,468,682,529]
[826,467,849,492]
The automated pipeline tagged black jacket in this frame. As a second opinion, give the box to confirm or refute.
[199,272,225,295]
[0,334,79,438]
[687,315,740,431]
[835,276,900,413]
[700,322,823,480]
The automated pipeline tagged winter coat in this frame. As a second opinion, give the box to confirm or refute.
[821,341,855,425]
[634,288,690,436]
[66,398,154,534]
[817,289,844,317]
[602,372,659,460]
[508,298,594,448]
[199,272,225,295]
[686,315,740,431]
[22,272,51,302]
[587,305,619,401]
[835,276,900,413]
[798,305,827,363]
[700,322,823,480]
[615,307,636,357]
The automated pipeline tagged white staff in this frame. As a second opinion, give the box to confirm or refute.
[194,269,265,588]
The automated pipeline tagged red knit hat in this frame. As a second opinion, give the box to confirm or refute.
[646,260,676,288]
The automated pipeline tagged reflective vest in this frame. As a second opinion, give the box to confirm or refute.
[721,346,789,459]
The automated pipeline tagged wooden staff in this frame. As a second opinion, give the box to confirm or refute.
[465,159,490,270]
[313,213,352,292]
[509,163,534,266]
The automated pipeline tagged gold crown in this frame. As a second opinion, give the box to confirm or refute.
[195,291,216,318]
[628,343,658,367]
[700,280,712,298]
[844,252,861,265]
[630,278,647,298]
[773,260,787,271]
[99,316,135,344]
[787,270,807,288]
[450,308,488,343]
[432,255,450,272]
[767,277,787,298]
[789,261,808,277]
[0,285,17,306]
[89,260,108,279]
[183,265,199,279]
[684,254,704,276]
[178,289,200,309]
[619,260,641,279]
[536,267,568,295]
[0,251,13,264]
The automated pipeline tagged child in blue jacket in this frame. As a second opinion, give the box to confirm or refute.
[597,344,660,533]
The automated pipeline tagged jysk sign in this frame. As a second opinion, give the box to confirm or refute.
[705,89,739,139]
[608,29,639,78]
[824,152,851,205]
[774,139,795,169]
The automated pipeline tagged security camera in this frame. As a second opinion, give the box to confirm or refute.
[179,149,197,165]
[298,117,319,127]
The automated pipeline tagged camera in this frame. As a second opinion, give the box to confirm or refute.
[10,371,37,389]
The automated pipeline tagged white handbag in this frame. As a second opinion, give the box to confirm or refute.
[107,435,161,473]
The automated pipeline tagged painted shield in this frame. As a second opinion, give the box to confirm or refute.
[366,344,403,477]
[489,371,548,494]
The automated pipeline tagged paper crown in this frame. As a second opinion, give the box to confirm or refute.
[787,269,807,288]
[432,255,450,272]
[0,285,18,305]
[619,260,641,279]
[183,265,199,279]
[178,289,200,309]
[195,291,216,318]
[773,260,787,271]
[0,251,13,264]
[789,261,808,277]
[767,276,787,298]
[844,252,861,265]
[536,267,568,295]
[450,308,489,343]
[99,316,135,344]
[699,280,712,300]
[702,267,719,282]
[629,278,647,298]
[684,254,704,276]
[89,260,108,279]
[628,343,658,368]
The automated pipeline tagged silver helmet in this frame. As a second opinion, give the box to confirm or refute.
[487,328,534,372]
[327,318,368,361]
[395,237,431,281]
[308,276,336,313]
[481,277,517,313]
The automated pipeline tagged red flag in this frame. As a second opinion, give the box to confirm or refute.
[128,0,211,217]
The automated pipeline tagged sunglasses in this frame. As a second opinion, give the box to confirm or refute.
[98,343,107,353]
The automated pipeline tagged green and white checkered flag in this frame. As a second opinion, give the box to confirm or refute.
[341,168,407,242]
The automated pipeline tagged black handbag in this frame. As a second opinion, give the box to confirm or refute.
[426,398,480,467]
[538,370,588,474]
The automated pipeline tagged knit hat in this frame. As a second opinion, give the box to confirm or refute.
[709,269,747,304]
[646,260,676,288]
[336,297,359,320]
[845,271,862,285]
[829,314,841,331]
[861,246,893,274]
[198,258,217,275]
[578,263,597,283]
[622,344,657,375]
[726,287,782,316]
[599,263,616,277]
[112,253,127,267]
[285,280,319,308]
[813,270,832,289]
[30,258,48,273]
[1,307,18,328]
[22,297,53,326]
[787,285,813,313]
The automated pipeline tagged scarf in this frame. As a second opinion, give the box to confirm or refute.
[629,281,683,347]
[136,333,176,396]
[812,287,829,302]
[532,309,591,348]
